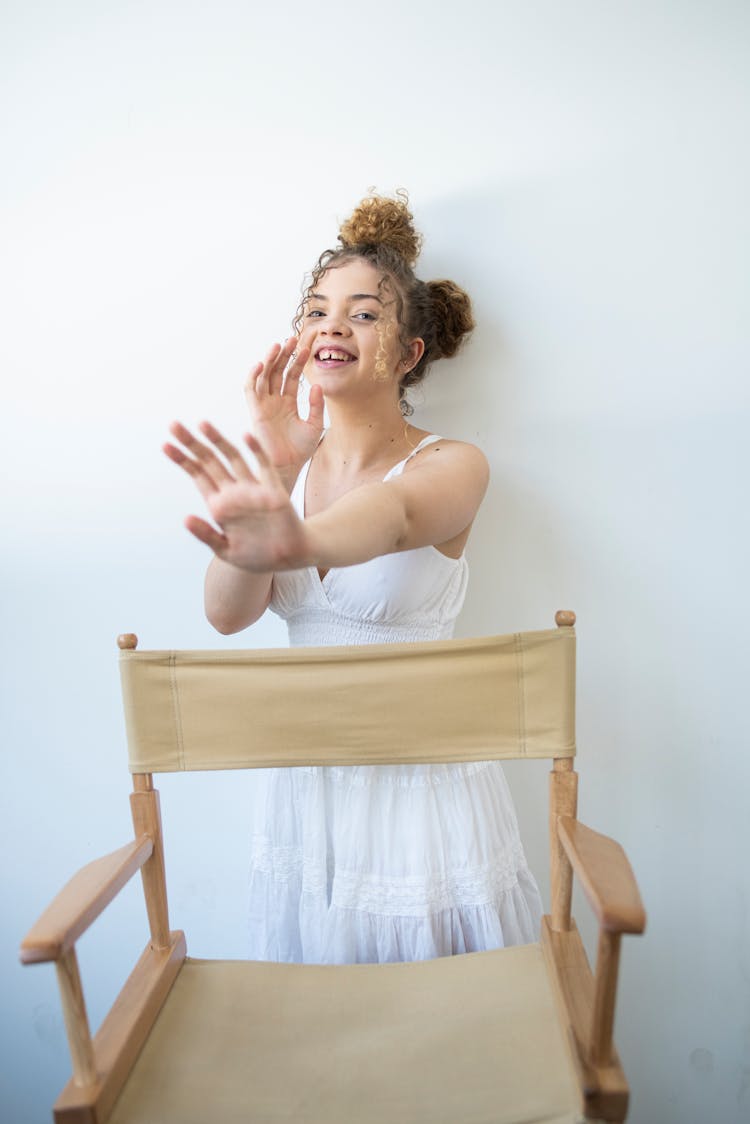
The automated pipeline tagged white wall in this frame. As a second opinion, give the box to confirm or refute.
[2,3,748,1121]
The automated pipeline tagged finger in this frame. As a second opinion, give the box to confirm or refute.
[184,514,230,555]
[197,420,256,482]
[163,441,221,501]
[168,420,235,484]
[256,342,282,396]
[281,344,311,397]
[307,382,325,431]
[243,431,280,486]
[269,337,297,396]
[244,360,264,400]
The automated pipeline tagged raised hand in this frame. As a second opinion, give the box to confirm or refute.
[244,338,324,491]
[163,421,313,573]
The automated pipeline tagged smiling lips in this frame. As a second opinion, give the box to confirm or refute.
[315,346,356,367]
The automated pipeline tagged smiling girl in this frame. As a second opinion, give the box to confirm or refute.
[165,192,542,963]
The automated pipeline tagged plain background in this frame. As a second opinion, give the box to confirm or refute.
[2,2,748,1121]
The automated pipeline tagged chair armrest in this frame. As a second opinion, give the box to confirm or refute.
[20,835,154,965]
[557,816,645,934]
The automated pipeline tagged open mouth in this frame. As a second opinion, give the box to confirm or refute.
[314,347,356,367]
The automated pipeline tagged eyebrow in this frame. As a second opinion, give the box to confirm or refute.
[309,292,383,304]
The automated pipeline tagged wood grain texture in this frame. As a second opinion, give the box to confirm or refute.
[55,949,97,1088]
[129,788,170,949]
[557,817,646,934]
[53,932,186,1124]
[549,763,578,931]
[541,917,629,1122]
[20,837,154,964]
[590,930,622,1066]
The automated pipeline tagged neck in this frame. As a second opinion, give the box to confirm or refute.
[319,398,420,472]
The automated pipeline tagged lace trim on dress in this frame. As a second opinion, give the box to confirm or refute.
[249,836,528,915]
[249,836,324,893]
[330,853,529,915]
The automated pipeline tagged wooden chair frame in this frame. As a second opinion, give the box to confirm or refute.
[20,611,645,1123]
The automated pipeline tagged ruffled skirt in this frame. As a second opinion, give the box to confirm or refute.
[247,761,543,964]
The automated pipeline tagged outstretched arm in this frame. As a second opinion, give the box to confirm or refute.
[165,422,488,577]
[302,443,489,567]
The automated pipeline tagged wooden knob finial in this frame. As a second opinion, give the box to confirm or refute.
[555,610,576,628]
[117,633,138,650]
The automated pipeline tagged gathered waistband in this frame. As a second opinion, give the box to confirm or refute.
[286,610,452,648]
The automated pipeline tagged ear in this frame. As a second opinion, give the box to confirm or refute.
[401,338,425,374]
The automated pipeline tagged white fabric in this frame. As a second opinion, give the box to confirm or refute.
[250,435,543,963]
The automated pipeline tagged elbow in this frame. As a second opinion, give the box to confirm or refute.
[209,616,244,636]
[205,602,258,638]
[205,605,255,635]
[206,610,240,635]
[205,592,270,636]
[203,563,272,635]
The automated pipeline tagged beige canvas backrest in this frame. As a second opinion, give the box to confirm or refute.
[119,627,576,774]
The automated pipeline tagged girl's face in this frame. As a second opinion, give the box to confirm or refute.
[299,259,420,401]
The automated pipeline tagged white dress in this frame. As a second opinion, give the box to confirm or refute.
[247,435,543,963]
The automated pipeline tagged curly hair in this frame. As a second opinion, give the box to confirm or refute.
[294,191,474,414]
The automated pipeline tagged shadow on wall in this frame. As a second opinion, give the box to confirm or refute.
[402,186,578,918]
[410,185,575,638]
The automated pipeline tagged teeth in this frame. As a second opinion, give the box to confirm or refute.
[318,349,352,361]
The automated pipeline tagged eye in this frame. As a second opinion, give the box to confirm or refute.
[306,309,325,319]
[353,311,377,321]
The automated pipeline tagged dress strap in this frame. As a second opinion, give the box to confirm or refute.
[383,435,443,481]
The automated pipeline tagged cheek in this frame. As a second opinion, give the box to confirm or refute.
[375,320,400,361]
[298,323,316,348]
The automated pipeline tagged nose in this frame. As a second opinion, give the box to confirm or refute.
[319,311,349,336]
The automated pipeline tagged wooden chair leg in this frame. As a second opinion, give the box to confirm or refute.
[590,929,622,1066]
[55,948,96,1087]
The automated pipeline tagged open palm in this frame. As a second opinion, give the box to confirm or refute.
[164,421,311,572]
[244,338,324,490]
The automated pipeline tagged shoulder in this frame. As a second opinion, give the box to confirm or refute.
[397,437,490,519]
[407,436,490,485]
[390,436,488,548]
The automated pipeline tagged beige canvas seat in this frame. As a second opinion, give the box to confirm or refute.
[21,611,645,1123]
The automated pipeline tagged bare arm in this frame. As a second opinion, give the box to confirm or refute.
[203,558,273,635]
[303,442,489,568]
[165,424,488,580]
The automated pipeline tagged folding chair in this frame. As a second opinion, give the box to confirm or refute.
[20,611,645,1122]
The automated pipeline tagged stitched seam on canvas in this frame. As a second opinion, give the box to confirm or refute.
[515,632,527,757]
[169,652,185,770]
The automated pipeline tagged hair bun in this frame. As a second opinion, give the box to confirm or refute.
[427,279,475,358]
[338,190,422,268]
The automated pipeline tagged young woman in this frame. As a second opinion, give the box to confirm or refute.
[165,192,542,963]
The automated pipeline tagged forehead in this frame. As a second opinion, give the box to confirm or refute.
[312,258,383,299]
